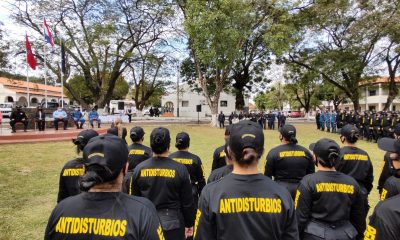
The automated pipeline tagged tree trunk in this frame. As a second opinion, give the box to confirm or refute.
[351,97,360,112]
[383,76,398,111]
[210,103,219,127]
[235,88,245,110]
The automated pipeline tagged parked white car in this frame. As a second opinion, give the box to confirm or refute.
[0,103,13,118]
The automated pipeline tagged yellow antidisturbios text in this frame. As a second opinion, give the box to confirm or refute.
[55,217,127,237]
[219,197,282,214]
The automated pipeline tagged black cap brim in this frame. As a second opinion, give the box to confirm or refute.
[309,143,316,151]
[378,138,398,153]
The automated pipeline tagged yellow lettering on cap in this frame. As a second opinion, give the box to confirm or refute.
[88,153,105,159]
[242,134,255,139]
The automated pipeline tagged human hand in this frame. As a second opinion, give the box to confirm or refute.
[185,227,193,238]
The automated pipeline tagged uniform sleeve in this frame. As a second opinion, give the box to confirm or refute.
[365,157,374,193]
[282,196,300,240]
[141,202,166,240]
[211,149,219,171]
[57,168,68,203]
[194,188,216,240]
[380,179,398,201]
[305,150,315,175]
[350,186,366,238]
[295,182,312,235]
[378,155,391,193]
[364,206,397,240]
[195,157,206,194]
[122,172,134,195]
[179,166,196,227]
[130,168,142,196]
[44,207,59,240]
[264,149,276,179]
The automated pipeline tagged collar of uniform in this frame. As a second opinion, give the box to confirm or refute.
[229,173,264,181]
[81,192,122,201]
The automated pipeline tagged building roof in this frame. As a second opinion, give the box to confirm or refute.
[360,76,400,86]
[0,77,67,98]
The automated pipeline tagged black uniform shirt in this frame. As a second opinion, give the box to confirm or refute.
[45,192,164,240]
[194,173,299,240]
[264,144,315,182]
[169,151,206,194]
[336,146,374,193]
[295,171,364,236]
[124,156,196,228]
[380,176,400,201]
[57,158,85,203]
[10,110,27,121]
[127,143,152,171]
[378,152,392,193]
[207,165,233,184]
[211,145,226,171]
[365,195,400,240]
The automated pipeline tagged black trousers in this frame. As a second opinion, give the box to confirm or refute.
[276,180,299,200]
[127,114,132,123]
[164,227,185,240]
[219,121,224,128]
[54,118,68,130]
[37,120,45,131]
[10,120,28,132]
[302,220,358,240]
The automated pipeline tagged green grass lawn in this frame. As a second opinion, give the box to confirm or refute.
[0,123,386,239]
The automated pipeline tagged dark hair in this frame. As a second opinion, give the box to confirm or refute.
[345,134,358,144]
[151,128,171,154]
[131,133,142,142]
[224,141,231,161]
[284,135,298,144]
[230,147,261,166]
[79,164,122,191]
[176,139,189,150]
[72,139,86,154]
[317,151,339,168]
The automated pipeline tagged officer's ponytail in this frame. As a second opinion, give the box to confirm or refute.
[231,148,261,166]
[318,151,339,168]
[289,135,298,144]
[80,164,121,191]
[72,139,85,154]
[346,132,359,144]
[175,138,189,150]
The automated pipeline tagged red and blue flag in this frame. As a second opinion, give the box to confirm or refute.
[43,17,54,47]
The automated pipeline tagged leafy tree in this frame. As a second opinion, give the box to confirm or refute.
[0,21,8,70]
[254,83,287,111]
[11,0,174,107]
[65,74,129,106]
[180,0,255,126]
[285,0,384,110]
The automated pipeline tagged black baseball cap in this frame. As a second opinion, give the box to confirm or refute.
[341,124,359,138]
[176,132,190,149]
[280,124,296,139]
[309,138,340,162]
[229,120,264,157]
[73,129,99,148]
[83,134,128,173]
[130,126,145,139]
[378,138,400,155]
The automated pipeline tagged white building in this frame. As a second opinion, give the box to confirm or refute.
[319,77,400,112]
[161,84,248,117]
[0,77,68,107]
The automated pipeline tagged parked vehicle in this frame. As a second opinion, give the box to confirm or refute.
[288,111,305,118]
[0,103,13,118]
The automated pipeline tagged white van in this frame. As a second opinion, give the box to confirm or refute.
[0,103,13,118]
[109,100,136,115]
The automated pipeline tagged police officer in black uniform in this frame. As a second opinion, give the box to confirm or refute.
[207,141,233,183]
[127,126,152,171]
[264,124,314,199]
[169,132,206,206]
[9,105,28,132]
[377,138,400,201]
[377,124,400,194]
[365,137,400,240]
[45,134,165,240]
[124,127,195,240]
[57,129,99,203]
[336,124,373,235]
[211,126,231,171]
[296,138,365,240]
[194,120,299,240]
[372,111,383,142]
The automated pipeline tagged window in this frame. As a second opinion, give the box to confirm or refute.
[369,90,377,96]
[182,101,189,107]
[220,100,228,107]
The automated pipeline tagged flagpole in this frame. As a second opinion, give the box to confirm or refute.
[44,43,48,108]
[26,42,30,108]
[60,37,64,108]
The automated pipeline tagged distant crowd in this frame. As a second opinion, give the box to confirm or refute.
[218,111,287,130]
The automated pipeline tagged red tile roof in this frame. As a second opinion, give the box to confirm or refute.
[0,77,67,97]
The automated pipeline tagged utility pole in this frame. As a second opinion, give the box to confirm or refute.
[176,64,180,117]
